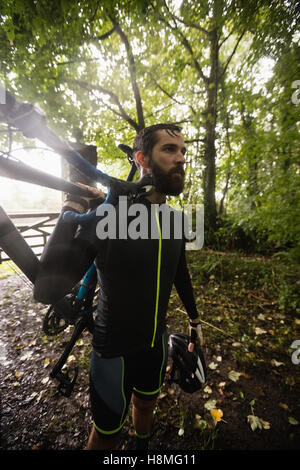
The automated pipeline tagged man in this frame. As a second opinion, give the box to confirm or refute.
[34,123,202,450]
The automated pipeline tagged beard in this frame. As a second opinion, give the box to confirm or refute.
[149,160,185,196]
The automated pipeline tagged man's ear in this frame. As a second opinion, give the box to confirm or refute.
[136,150,150,170]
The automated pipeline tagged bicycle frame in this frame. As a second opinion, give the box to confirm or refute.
[77,263,97,303]
[0,88,141,203]
[0,87,139,396]
[0,152,94,197]
[0,162,136,396]
[48,264,98,397]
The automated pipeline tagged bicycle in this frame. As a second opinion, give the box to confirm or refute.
[0,88,143,396]
[43,263,99,397]
[0,138,137,396]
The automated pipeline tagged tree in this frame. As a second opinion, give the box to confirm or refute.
[146,0,252,231]
[214,1,300,251]
[0,0,299,252]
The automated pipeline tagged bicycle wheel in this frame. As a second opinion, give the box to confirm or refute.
[43,304,69,336]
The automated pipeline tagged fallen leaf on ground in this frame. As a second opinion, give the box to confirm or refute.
[271,359,284,367]
[208,362,218,370]
[278,403,290,411]
[247,415,270,431]
[43,358,50,368]
[32,442,43,450]
[240,372,251,379]
[228,370,242,382]
[255,327,267,335]
[257,314,265,320]
[288,417,299,425]
[194,414,207,430]
[204,399,217,410]
[210,408,223,422]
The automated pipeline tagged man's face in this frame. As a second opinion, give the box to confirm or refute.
[148,130,186,196]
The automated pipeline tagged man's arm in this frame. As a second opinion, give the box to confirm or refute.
[174,242,203,351]
[174,241,198,319]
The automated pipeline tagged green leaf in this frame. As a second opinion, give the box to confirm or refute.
[247,415,270,431]
[228,370,242,382]
[288,417,299,426]
[204,399,217,410]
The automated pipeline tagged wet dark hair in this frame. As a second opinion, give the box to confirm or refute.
[133,123,182,170]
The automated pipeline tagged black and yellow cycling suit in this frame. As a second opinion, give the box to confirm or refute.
[34,196,199,437]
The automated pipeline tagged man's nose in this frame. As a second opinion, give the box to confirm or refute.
[176,150,186,164]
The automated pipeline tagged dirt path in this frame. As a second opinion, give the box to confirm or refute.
[0,274,299,451]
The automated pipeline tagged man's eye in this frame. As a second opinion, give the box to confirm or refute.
[163,146,186,154]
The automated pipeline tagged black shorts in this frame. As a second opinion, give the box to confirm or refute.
[89,331,168,437]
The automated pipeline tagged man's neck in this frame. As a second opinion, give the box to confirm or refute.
[146,190,166,204]
[140,170,166,204]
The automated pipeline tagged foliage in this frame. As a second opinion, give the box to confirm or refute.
[187,249,300,317]
[0,0,299,252]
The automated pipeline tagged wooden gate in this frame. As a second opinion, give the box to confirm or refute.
[0,211,59,262]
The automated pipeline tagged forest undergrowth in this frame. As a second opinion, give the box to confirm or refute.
[0,249,299,451]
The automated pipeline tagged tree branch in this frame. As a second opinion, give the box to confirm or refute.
[179,32,209,84]
[219,114,232,215]
[155,7,209,85]
[163,0,210,35]
[96,25,117,41]
[148,72,196,115]
[220,30,246,78]
[109,15,145,130]
[69,79,140,131]
[218,28,234,49]
[56,58,101,67]
[185,138,205,144]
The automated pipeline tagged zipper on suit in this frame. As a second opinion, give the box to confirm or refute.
[151,206,162,347]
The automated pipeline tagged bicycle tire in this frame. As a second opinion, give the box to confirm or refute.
[43,304,69,336]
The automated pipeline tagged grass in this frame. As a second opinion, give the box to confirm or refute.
[0,261,22,279]
[180,249,300,369]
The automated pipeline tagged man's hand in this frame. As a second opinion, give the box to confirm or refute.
[64,182,106,214]
[75,182,106,203]
[188,319,204,352]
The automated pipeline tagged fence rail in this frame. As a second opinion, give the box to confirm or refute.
[0,211,59,263]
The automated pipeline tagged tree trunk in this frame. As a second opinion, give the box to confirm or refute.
[61,139,98,204]
[240,107,260,209]
[68,141,98,188]
[203,26,219,231]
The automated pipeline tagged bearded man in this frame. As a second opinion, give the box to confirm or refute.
[34,123,202,451]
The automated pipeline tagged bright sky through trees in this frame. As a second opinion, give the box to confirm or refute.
[0,57,275,212]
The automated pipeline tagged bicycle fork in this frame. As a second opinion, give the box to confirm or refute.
[49,264,97,397]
